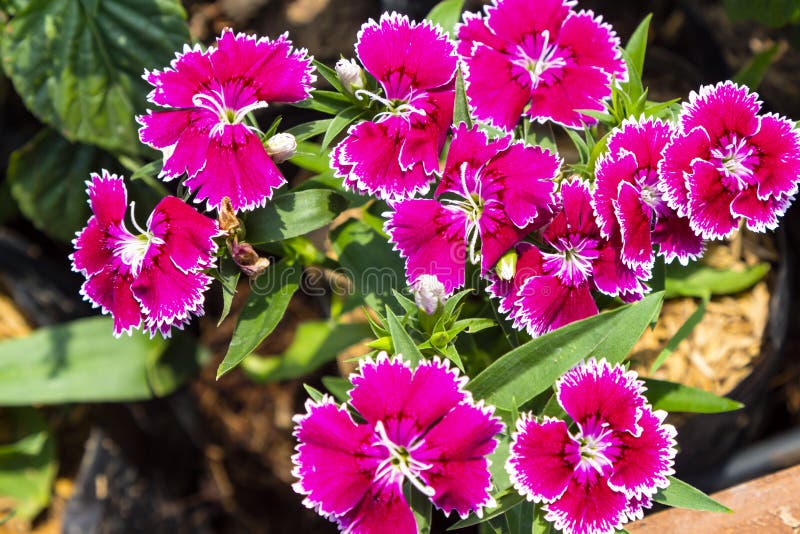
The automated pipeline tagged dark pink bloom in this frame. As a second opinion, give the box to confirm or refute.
[292,353,503,533]
[593,117,704,268]
[507,358,677,534]
[457,0,626,130]
[659,81,800,239]
[331,13,457,200]
[386,124,559,294]
[138,29,315,211]
[489,180,649,337]
[71,171,219,337]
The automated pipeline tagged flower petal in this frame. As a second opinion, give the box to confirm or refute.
[81,268,142,337]
[147,196,219,272]
[506,415,576,503]
[71,219,114,276]
[593,152,638,239]
[659,126,712,218]
[292,397,382,518]
[528,63,611,128]
[615,180,654,271]
[751,113,800,200]
[338,481,417,534]
[400,86,454,175]
[608,407,677,499]
[86,171,127,226]
[592,238,649,300]
[731,187,792,233]
[544,474,629,534]
[558,10,625,80]
[556,358,646,436]
[144,44,215,108]
[686,159,738,240]
[138,109,214,181]
[681,81,760,142]
[479,203,531,273]
[485,0,572,45]
[386,199,467,295]
[515,275,598,337]
[652,210,704,266]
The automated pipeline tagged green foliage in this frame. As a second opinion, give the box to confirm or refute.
[665,261,770,298]
[0,408,56,521]
[6,128,160,241]
[425,0,465,36]
[467,292,664,410]
[643,378,744,414]
[0,317,205,404]
[241,321,371,382]
[217,259,302,378]
[734,42,782,90]
[1,0,189,156]
[454,68,472,128]
[244,189,349,244]
[649,294,707,372]
[653,477,731,513]
[213,255,241,326]
[724,0,800,27]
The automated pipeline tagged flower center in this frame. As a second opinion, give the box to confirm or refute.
[192,87,267,137]
[543,236,599,287]
[711,135,758,190]
[440,162,485,264]
[512,30,566,88]
[576,430,615,476]
[355,89,427,122]
[372,421,434,496]
[113,202,165,277]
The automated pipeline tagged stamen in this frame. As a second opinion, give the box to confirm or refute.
[439,163,484,265]
[372,421,435,497]
[355,89,427,122]
[512,30,567,88]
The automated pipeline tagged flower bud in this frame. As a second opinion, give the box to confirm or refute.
[412,274,446,315]
[335,58,365,92]
[265,132,297,163]
[229,240,271,278]
[495,249,518,281]
[218,197,240,234]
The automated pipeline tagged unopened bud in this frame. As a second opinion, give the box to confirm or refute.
[218,197,240,234]
[495,250,518,281]
[229,240,271,278]
[265,133,297,163]
[335,58,365,92]
[412,274,446,315]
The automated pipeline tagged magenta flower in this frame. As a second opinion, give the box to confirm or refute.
[292,353,503,533]
[489,180,649,337]
[138,29,315,212]
[386,123,559,294]
[507,358,677,534]
[71,171,219,337]
[593,117,704,268]
[331,13,457,200]
[457,0,626,130]
[659,81,800,239]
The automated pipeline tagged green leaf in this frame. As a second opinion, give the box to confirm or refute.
[624,14,652,79]
[425,0,465,36]
[404,484,433,534]
[290,141,332,173]
[244,189,349,244]
[724,0,800,27]
[331,219,406,311]
[449,490,525,529]
[643,378,743,414]
[0,317,194,404]
[653,476,731,512]
[284,119,334,142]
[293,89,352,115]
[321,106,368,151]
[650,295,707,372]
[467,292,664,409]
[454,68,472,128]
[0,409,56,520]
[241,320,371,382]
[734,42,782,90]
[321,375,351,402]
[303,383,325,402]
[146,332,209,397]
[312,58,345,93]
[217,259,302,379]
[7,128,159,241]
[665,262,769,298]
[215,255,240,326]
[385,307,423,365]
[1,0,189,156]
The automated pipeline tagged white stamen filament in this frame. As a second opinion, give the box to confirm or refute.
[372,421,435,497]
[512,30,566,88]
[192,88,268,137]
[440,162,484,264]
[711,135,755,188]
[354,89,427,122]
[577,427,615,475]
[113,202,164,277]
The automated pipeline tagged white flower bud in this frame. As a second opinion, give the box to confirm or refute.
[412,274,446,315]
[335,58,365,92]
[265,132,297,163]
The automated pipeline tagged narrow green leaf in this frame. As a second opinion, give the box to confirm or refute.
[643,378,743,414]
[321,106,368,151]
[0,409,56,520]
[241,321,371,382]
[468,292,664,409]
[290,141,333,173]
[386,307,423,365]
[624,14,652,79]
[215,255,241,326]
[321,375,352,402]
[245,189,349,244]
[723,0,800,27]
[653,476,731,513]
[285,119,334,142]
[404,484,433,534]
[425,0,465,36]
[734,42,781,90]
[665,262,769,298]
[217,259,302,378]
[146,333,209,397]
[449,490,525,529]
[303,383,325,402]
[313,58,345,92]
[293,89,352,115]
[1,0,189,155]
[650,295,707,372]
[0,317,171,405]
[454,68,472,128]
